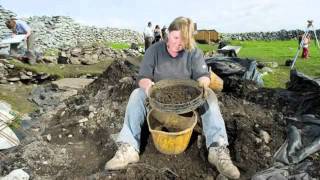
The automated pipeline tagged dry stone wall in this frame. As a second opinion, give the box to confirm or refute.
[223,29,320,41]
[0,6,17,40]
[0,5,143,51]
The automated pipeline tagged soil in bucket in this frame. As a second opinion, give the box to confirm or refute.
[151,85,201,104]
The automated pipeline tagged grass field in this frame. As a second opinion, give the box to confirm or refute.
[197,40,320,88]
[232,40,320,88]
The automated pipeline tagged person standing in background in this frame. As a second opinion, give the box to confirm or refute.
[153,25,162,43]
[301,34,311,59]
[161,25,168,40]
[143,22,154,51]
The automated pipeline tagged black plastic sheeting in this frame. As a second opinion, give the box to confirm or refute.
[205,57,264,89]
[274,115,320,165]
[252,161,314,180]
[252,71,320,180]
[287,70,320,92]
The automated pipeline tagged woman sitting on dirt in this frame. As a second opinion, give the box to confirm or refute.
[105,16,240,179]
[5,18,35,64]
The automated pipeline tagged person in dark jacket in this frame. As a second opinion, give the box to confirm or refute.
[153,25,162,43]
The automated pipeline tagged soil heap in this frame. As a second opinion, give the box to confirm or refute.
[1,58,319,179]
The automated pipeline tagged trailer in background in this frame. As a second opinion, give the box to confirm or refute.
[194,29,219,44]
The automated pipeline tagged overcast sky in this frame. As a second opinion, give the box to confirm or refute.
[1,0,319,33]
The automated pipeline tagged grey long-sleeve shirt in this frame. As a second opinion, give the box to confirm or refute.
[137,41,209,83]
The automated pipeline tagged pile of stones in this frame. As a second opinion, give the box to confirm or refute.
[0,6,16,40]
[43,43,142,65]
[0,5,143,52]
[25,16,144,51]
[222,29,320,41]
[0,59,53,84]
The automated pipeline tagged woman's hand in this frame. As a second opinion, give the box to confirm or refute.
[198,76,210,98]
[138,78,154,96]
[198,76,210,88]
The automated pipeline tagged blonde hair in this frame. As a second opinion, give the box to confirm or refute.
[168,17,196,51]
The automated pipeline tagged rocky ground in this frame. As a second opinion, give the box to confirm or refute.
[54,43,142,65]
[0,59,55,84]
[2,4,319,179]
[1,57,319,180]
[0,43,142,86]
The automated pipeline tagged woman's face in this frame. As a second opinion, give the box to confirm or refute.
[167,30,184,52]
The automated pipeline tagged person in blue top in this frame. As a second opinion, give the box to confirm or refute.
[5,19,35,63]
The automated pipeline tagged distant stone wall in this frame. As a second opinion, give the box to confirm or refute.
[0,6,17,39]
[223,29,320,41]
[0,5,143,51]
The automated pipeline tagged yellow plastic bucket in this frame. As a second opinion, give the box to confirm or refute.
[147,109,198,155]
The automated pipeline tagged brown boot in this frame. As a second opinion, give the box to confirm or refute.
[208,146,240,179]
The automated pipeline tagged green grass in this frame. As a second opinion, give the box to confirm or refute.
[197,43,217,53]
[44,48,60,57]
[12,59,114,79]
[109,42,131,50]
[0,84,36,114]
[261,66,290,88]
[230,40,320,88]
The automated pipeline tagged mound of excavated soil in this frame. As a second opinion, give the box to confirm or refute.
[1,58,319,179]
